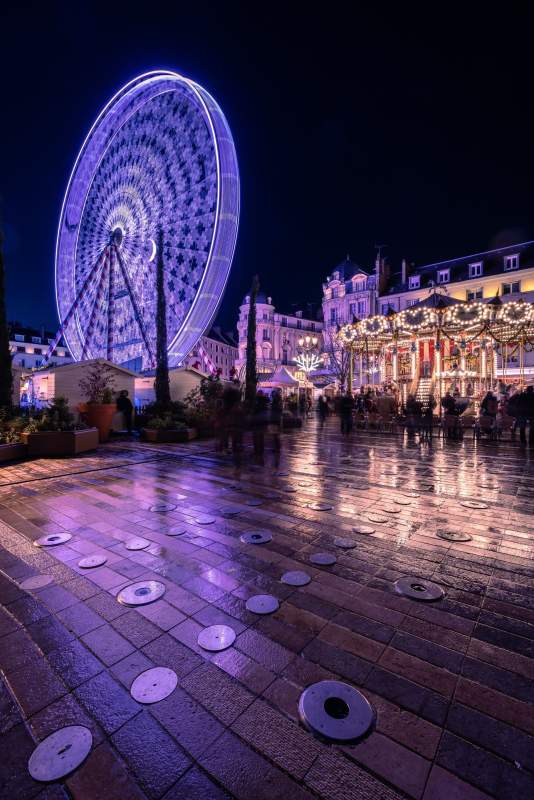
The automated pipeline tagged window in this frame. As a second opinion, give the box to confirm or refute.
[262,329,270,341]
[357,300,366,317]
[406,298,419,308]
[263,313,268,321]
[14,334,24,342]
[502,281,521,295]
[381,303,390,315]
[504,254,519,271]
[282,317,287,326]
[469,262,483,278]
[35,360,42,367]
[32,336,41,344]
[437,269,450,284]
[330,308,336,324]
[297,319,302,329]
[282,349,288,365]
[310,323,315,331]
[34,348,42,355]
[408,275,420,289]
[20,358,25,367]
[349,303,356,317]
[16,346,25,353]
[467,288,483,301]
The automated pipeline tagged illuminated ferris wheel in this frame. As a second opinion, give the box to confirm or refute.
[50,70,239,371]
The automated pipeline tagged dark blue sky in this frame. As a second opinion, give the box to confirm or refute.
[2,3,533,334]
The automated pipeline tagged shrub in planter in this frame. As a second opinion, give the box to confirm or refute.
[20,397,98,457]
[79,365,117,442]
[0,408,28,461]
[141,415,195,443]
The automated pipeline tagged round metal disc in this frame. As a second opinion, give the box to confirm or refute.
[281,570,311,586]
[194,514,215,524]
[165,528,186,536]
[436,530,473,542]
[245,498,263,507]
[352,525,375,535]
[394,577,444,601]
[245,594,280,614]
[150,503,176,513]
[197,624,236,652]
[380,506,401,514]
[367,514,388,524]
[34,533,72,548]
[276,471,289,477]
[308,502,333,511]
[394,498,411,505]
[78,554,107,569]
[125,538,150,551]
[284,486,297,493]
[130,667,178,703]
[461,501,488,510]
[309,552,337,566]
[240,530,272,545]
[334,537,357,549]
[298,680,374,742]
[117,580,166,607]
[28,725,92,781]
[20,575,54,590]
[402,492,420,498]
[298,481,313,487]
[220,506,242,516]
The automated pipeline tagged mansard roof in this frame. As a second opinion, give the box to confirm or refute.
[330,254,370,282]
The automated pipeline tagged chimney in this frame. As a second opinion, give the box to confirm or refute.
[401,259,407,285]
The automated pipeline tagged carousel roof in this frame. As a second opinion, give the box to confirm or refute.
[408,292,465,310]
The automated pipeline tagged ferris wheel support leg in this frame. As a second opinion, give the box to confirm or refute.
[107,246,115,361]
[45,248,108,362]
[113,245,155,366]
[81,247,110,360]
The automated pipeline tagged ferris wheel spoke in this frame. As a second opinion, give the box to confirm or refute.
[107,246,115,361]
[113,245,154,365]
[81,247,110,360]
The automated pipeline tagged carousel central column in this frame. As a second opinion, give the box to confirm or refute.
[410,339,418,381]
[392,345,398,382]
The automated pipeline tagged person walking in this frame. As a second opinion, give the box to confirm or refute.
[517,386,534,446]
[117,390,134,434]
[339,393,354,435]
[318,395,328,428]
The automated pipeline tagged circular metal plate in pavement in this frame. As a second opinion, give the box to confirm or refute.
[281,570,311,586]
[130,667,178,703]
[194,514,215,525]
[367,514,388,524]
[352,525,375,535]
[150,503,176,513]
[436,530,472,543]
[298,680,374,742]
[461,501,488,510]
[165,528,186,536]
[125,538,150,551]
[283,486,297,493]
[28,725,92,781]
[197,624,236,652]
[245,498,263,507]
[78,554,107,569]
[117,581,166,607]
[394,498,411,505]
[309,553,337,566]
[402,492,420,498]
[276,471,289,477]
[34,533,72,547]
[394,577,444,601]
[240,530,272,545]
[380,506,401,514]
[308,502,333,511]
[220,506,242,517]
[245,594,280,614]
[334,537,357,549]
[20,575,54,590]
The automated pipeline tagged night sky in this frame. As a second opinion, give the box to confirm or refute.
[2,4,533,334]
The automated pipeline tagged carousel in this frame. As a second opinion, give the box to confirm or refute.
[337,290,534,407]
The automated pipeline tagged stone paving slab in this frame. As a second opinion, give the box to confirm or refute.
[0,419,533,798]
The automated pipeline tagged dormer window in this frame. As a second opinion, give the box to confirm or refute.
[333,271,340,280]
[408,275,420,289]
[469,262,483,278]
[504,254,519,271]
[14,334,24,342]
[437,269,450,284]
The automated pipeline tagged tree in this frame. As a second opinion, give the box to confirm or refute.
[0,226,12,409]
[154,227,171,409]
[244,274,259,410]
[322,327,350,390]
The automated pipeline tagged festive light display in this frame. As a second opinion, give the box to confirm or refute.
[295,351,322,373]
[53,70,240,370]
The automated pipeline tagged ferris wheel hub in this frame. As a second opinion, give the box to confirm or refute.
[111,227,123,246]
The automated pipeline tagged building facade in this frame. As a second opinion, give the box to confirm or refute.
[182,326,238,380]
[235,292,323,382]
[9,325,72,370]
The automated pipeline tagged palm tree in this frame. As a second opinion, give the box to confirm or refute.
[0,225,12,409]
[154,227,171,409]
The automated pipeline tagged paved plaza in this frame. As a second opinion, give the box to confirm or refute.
[0,419,533,799]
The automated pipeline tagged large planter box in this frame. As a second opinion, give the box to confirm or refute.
[0,443,28,463]
[142,427,197,443]
[20,428,99,457]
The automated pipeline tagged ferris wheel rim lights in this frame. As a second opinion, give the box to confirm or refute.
[55,70,239,370]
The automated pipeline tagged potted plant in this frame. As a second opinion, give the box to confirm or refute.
[140,400,197,443]
[79,364,117,442]
[20,397,98,457]
[0,409,27,462]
